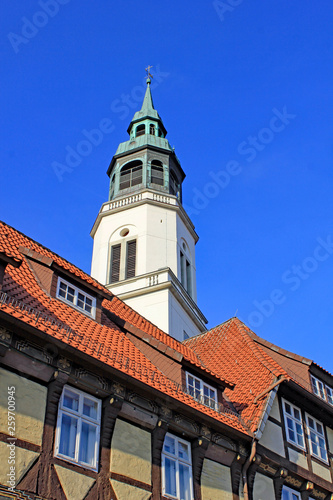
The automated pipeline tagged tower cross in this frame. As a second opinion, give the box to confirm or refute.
[145,65,153,80]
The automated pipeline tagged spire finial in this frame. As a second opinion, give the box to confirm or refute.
[145,65,153,84]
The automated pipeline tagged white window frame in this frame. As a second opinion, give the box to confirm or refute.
[282,485,315,500]
[310,375,333,406]
[162,433,194,500]
[56,277,96,318]
[54,385,101,471]
[310,375,326,400]
[305,413,329,463]
[282,399,305,450]
[186,372,218,411]
[325,384,333,406]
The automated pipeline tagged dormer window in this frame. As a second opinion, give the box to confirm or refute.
[135,124,145,137]
[186,372,218,410]
[57,278,96,318]
[310,375,333,405]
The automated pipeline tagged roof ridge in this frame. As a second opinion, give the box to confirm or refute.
[234,319,289,379]
[248,330,313,365]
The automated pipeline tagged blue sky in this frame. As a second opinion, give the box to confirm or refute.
[1,1,332,371]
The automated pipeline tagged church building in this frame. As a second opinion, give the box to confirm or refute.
[90,76,207,341]
[0,75,332,500]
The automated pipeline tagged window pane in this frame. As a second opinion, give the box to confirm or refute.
[59,413,77,459]
[326,386,333,405]
[83,397,98,420]
[164,457,177,497]
[179,463,191,500]
[63,389,79,412]
[67,286,75,302]
[164,435,176,455]
[178,441,190,461]
[194,379,201,399]
[59,282,66,298]
[296,429,304,447]
[288,429,296,442]
[285,402,291,415]
[293,408,301,421]
[79,421,97,466]
[318,381,325,399]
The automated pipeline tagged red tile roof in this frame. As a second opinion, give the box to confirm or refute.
[0,221,247,434]
[184,318,290,433]
[4,220,328,436]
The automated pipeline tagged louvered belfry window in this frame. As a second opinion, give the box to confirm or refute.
[126,240,136,279]
[110,244,121,283]
[151,160,164,185]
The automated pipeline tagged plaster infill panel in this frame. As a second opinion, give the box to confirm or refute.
[270,395,281,421]
[201,459,233,500]
[0,442,38,486]
[311,460,332,482]
[110,419,151,486]
[0,367,47,446]
[55,464,95,500]
[288,447,308,469]
[253,473,275,500]
[259,420,285,457]
[111,479,151,500]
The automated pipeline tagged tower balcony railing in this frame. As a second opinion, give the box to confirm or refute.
[102,189,178,213]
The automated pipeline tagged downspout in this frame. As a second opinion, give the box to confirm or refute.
[242,438,257,500]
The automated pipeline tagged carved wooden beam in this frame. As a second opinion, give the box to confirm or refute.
[85,396,123,500]
[151,420,168,500]
[192,437,210,500]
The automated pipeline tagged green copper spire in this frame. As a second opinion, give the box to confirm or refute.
[131,78,159,122]
[127,73,167,138]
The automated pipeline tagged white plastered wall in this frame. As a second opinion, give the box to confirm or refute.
[91,202,196,289]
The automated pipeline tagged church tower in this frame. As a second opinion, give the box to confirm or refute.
[90,75,207,341]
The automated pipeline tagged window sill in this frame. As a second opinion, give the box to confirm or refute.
[54,454,99,474]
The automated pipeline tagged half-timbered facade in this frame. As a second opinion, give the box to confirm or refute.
[0,221,332,500]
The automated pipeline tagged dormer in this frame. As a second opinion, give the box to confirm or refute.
[18,246,109,324]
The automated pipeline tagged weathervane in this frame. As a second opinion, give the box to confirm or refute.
[145,65,153,81]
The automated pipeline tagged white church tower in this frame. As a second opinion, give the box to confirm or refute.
[90,75,207,341]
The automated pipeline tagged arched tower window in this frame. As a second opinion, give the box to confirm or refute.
[119,160,143,190]
[149,124,155,135]
[180,241,192,297]
[169,170,179,197]
[135,124,145,137]
[151,160,164,186]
